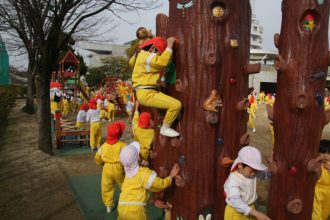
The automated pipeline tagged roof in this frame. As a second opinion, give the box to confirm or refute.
[60,50,80,64]
[250,49,278,62]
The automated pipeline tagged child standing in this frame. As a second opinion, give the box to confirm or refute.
[107,97,116,122]
[224,146,271,220]
[118,141,180,220]
[95,122,126,213]
[86,98,101,151]
[129,36,182,138]
[132,101,154,166]
[312,139,330,220]
[76,103,89,129]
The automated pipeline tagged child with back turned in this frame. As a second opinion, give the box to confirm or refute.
[94,121,126,213]
[117,141,180,220]
[224,146,271,220]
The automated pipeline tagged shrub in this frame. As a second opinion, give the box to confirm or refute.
[0,85,18,121]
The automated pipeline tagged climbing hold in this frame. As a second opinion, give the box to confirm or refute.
[204,52,217,66]
[240,133,250,145]
[230,39,238,48]
[221,157,234,167]
[316,92,324,106]
[289,166,297,175]
[287,198,303,214]
[236,98,249,111]
[205,112,219,124]
[212,5,224,17]
[296,94,309,110]
[217,138,224,145]
[203,89,222,112]
[274,54,287,72]
[229,78,237,85]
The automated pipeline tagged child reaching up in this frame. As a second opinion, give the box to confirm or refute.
[224,146,271,220]
[118,141,180,220]
[129,36,182,138]
[95,122,126,213]
[132,101,155,166]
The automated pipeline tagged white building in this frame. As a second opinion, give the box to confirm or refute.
[250,0,263,49]
[74,41,129,68]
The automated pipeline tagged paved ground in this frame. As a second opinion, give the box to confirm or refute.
[0,100,329,219]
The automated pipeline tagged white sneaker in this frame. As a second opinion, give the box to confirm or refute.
[106,206,113,213]
[206,214,211,220]
[160,125,180,137]
[252,128,256,133]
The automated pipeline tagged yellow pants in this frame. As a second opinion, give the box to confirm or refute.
[90,121,101,148]
[100,110,108,120]
[140,147,150,161]
[136,89,182,126]
[102,163,125,207]
[118,205,147,220]
[51,101,60,114]
[224,204,256,220]
[312,184,330,219]
[269,123,274,147]
[76,121,86,129]
[247,114,255,130]
[107,110,115,122]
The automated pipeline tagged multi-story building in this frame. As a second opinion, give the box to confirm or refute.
[250,0,263,49]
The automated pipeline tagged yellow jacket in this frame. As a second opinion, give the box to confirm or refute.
[130,49,173,88]
[312,165,330,220]
[119,167,172,204]
[95,141,126,165]
[132,112,155,160]
[107,102,115,111]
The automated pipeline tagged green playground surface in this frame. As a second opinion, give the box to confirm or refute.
[68,174,164,220]
[55,142,92,156]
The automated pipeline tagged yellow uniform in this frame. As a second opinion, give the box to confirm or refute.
[130,49,182,127]
[225,204,256,220]
[62,98,69,115]
[324,98,330,111]
[95,141,126,207]
[107,102,115,122]
[132,112,154,161]
[312,165,330,220]
[247,107,256,132]
[117,167,172,220]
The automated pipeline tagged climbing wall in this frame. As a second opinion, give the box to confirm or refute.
[151,1,259,219]
[268,0,330,219]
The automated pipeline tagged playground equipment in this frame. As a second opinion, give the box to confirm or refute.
[145,0,329,220]
[54,111,89,149]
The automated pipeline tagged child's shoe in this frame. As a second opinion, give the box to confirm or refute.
[160,125,180,137]
[106,206,113,213]
[252,128,256,133]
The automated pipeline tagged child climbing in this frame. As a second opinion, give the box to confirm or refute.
[95,122,126,213]
[132,100,155,166]
[312,139,330,220]
[224,146,271,220]
[129,36,182,138]
[86,98,101,151]
[117,141,180,220]
[76,103,89,129]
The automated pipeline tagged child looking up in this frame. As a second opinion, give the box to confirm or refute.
[129,36,182,138]
[95,122,126,213]
[132,101,154,166]
[224,146,271,220]
[312,139,330,220]
[76,103,89,129]
[118,141,180,220]
[86,98,101,151]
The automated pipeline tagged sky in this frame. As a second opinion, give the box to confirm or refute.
[113,0,282,50]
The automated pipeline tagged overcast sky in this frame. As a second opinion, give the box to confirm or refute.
[113,0,282,50]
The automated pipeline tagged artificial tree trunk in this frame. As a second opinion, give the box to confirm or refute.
[152,1,255,219]
[268,1,330,219]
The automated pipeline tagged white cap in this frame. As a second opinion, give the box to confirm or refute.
[120,141,140,178]
[230,146,267,171]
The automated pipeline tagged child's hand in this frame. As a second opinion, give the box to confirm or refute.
[169,163,180,178]
[167,37,177,49]
[250,209,271,220]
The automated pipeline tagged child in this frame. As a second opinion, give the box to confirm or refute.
[95,122,126,213]
[126,97,134,123]
[118,141,180,220]
[312,139,330,220]
[129,36,182,138]
[86,98,101,151]
[224,146,271,220]
[107,97,116,122]
[132,101,154,166]
[76,103,89,129]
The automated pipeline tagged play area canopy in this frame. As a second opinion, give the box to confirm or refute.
[0,35,10,85]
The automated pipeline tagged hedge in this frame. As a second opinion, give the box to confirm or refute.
[0,85,18,121]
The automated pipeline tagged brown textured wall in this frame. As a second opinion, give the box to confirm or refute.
[268,0,329,219]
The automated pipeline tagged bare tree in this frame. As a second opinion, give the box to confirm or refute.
[0,0,160,154]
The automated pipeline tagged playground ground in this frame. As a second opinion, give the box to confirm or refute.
[0,99,329,220]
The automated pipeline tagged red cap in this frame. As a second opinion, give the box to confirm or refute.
[138,37,167,53]
[80,103,89,111]
[89,98,97,109]
[138,112,151,129]
[50,81,62,88]
[107,121,126,144]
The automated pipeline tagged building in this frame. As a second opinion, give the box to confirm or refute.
[74,41,129,68]
[250,0,263,49]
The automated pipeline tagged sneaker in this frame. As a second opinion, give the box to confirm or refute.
[206,214,211,220]
[106,206,113,213]
[252,128,256,133]
[92,147,98,152]
[160,125,180,137]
